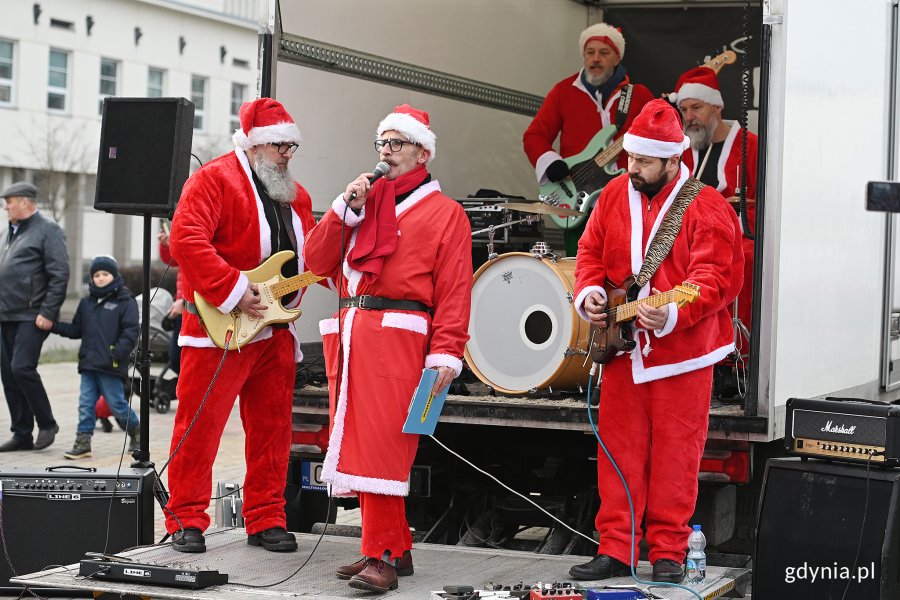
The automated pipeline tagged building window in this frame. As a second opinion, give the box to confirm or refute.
[191,75,207,131]
[47,49,68,111]
[230,82,246,132]
[232,58,250,69]
[147,67,165,97]
[98,57,119,114]
[0,39,13,106]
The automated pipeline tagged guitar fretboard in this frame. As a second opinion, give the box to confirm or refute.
[593,137,625,169]
[614,290,678,323]
[271,272,325,299]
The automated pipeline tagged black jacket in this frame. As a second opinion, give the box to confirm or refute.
[0,211,69,322]
[53,285,139,380]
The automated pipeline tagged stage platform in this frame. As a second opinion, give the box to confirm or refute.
[11,528,749,599]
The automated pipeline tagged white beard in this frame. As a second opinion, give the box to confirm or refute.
[253,154,296,204]
[685,117,718,151]
[585,66,613,88]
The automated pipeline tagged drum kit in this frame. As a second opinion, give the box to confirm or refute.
[463,201,594,396]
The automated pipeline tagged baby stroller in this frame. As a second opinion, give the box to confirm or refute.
[130,287,179,414]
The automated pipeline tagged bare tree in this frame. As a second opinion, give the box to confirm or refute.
[18,116,93,223]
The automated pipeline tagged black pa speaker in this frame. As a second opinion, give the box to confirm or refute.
[754,458,900,599]
[94,97,194,217]
[0,467,155,592]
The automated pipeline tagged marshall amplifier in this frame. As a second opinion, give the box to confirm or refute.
[785,397,900,466]
[0,467,154,592]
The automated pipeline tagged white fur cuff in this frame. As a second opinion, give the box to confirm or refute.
[574,285,606,322]
[653,303,678,338]
[331,194,365,227]
[535,150,564,185]
[425,354,463,378]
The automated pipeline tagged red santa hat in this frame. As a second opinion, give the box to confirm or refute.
[623,99,691,158]
[232,98,302,151]
[376,104,436,162]
[669,66,724,107]
[579,23,625,59]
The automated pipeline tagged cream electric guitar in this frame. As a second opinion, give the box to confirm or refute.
[194,250,325,350]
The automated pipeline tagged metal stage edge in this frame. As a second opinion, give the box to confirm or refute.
[11,529,749,600]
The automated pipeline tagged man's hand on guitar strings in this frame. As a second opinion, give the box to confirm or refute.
[637,287,669,331]
[236,283,267,319]
[584,291,608,327]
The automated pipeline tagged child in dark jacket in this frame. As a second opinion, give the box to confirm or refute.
[53,255,140,459]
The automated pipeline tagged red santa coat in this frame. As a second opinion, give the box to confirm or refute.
[303,180,472,496]
[523,71,654,183]
[574,165,743,383]
[682,121,758,329]
[170,149,317,360]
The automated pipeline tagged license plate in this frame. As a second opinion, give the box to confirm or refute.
[301,460,326,491]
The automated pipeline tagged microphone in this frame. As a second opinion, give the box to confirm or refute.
[347,162,391,202]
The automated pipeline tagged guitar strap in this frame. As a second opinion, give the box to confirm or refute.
[616,84,634,130]
[632,178,705,295]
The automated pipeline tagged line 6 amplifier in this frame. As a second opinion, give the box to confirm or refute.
[0,467,154,591]
[785,397,900,466]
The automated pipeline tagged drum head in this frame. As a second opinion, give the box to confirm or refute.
[467,254,577,392]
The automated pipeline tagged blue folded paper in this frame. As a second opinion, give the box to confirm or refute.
[403,368,449,435]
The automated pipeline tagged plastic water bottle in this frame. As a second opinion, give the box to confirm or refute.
[685,524,707,584]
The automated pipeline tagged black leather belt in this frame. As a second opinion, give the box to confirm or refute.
[339,295,430,313]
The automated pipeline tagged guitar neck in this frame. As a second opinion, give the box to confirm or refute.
[271,272,322,299]
[614,290,677,323]
[593,136,625,169]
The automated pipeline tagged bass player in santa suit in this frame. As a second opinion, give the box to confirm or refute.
[671,66,758,339]
[570,99,743,583]
[523,22,653,253]
[303,104,472,594]
[165,98,317,553]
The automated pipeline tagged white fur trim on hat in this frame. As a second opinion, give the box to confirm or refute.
[623,132,690,158]
[579,23,625,59]
[232,122,302,151]
[670,83,724,107]
[376,113,436,162]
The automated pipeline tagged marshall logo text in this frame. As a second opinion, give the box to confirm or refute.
[821,421,856,435]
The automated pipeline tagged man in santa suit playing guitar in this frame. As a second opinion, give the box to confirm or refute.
[570,99,743,583]
[671,66,758,338]
[165,98,317,553]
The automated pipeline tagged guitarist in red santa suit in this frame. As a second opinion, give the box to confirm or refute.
[570,99,743,583]
[165,98,317,553]
[523,23,653,253]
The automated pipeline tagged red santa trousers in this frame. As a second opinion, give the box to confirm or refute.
[164,329,294,535]
[594,356,712,565]
[358,492,413,560]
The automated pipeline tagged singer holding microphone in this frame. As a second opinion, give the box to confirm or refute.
[304,104,473,593]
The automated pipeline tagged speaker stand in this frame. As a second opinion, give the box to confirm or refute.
[131,214,154,470]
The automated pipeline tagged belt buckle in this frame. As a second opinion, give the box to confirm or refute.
[357,295,373,310]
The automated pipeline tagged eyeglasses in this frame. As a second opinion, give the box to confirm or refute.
[374,138,417,152]
[271,142,299,155]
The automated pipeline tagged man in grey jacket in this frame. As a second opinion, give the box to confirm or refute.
[0,182,69,451]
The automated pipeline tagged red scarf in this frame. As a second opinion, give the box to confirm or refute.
[347,164,428,283]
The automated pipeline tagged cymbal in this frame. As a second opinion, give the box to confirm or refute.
[501,202,583,218]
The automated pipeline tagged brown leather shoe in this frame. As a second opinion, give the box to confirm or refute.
[348,559,398,593]
[336,551,414,579]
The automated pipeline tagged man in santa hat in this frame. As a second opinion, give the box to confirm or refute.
[671,66,758,339]
[165,98,317,553]
[570,99,743,583]
[304,104,472,593]
[523,22,654,198]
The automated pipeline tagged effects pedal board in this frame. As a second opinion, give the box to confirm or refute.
[79,558,228,589]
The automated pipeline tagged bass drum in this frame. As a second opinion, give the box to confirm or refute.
[465,252,593,395]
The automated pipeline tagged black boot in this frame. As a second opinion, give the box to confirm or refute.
[247,527,297,552]
[34,424,59,450]
[99,418,113,433]
[569,554,631,580]
[172,528,206,553]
